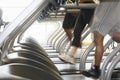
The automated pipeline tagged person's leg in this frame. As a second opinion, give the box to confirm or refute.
[64,29,73,40]
[68,21,85,56]
[58,11,88,64]
[82,0,120,79]
[94,31,104,67]
[62,13,77,40]
[82,32,120,78]
[59,9,94,64]
[68,46,78,55]
[112,32,120,43]
[58,15,85,64]
[58,12,79,64]
[68,8,95,56]
[82,31,103,79]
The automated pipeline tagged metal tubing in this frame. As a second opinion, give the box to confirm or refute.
[80,38,113,71]
[0,0,50,47]
[80,42,95,71]
[105,49,120,80]
[100,39,113,80]
[100,44,120,80]
[61,3,98,9]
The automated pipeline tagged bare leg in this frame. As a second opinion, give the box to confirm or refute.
[82,31,103,78]
[68,46,78,56]
[64,29,73,40]
[112,32,120,43]
[94,31,104,67]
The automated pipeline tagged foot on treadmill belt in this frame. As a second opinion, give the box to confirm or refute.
[58,54,76,64]
[82,66,101,79]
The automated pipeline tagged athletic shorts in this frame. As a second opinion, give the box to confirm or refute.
[91,0,120,36]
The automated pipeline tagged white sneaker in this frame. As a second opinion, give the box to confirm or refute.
[58,54,76,64]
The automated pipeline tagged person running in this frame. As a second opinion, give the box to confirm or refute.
[58,0,95,64]
[82,0,120,79]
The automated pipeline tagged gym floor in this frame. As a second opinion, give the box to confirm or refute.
[54,58,98,80]
[48,52,98,80]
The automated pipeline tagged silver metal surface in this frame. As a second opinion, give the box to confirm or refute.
[61,3,98,9]
[0,0,49,47]
[105,50,120,80]
[100,44,120,80]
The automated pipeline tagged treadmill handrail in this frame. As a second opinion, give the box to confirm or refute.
[105,46,120,80]
[0,0,50,47]
[60,3,98,9]
[100,44,120,80]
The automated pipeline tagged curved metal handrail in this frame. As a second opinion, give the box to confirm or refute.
[80,38,113,71]
[60,3,98,9]
[100,44,120,80]
[79,42,95,71]
[105,50,120,80]
[52,29,64,49]
[47,22,61,45]
[55,33,67,52]
[59,35,69,53]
